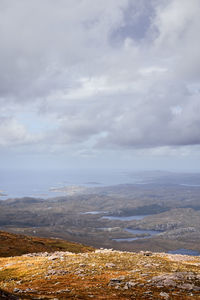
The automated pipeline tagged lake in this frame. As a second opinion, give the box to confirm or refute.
[101,213,160,242]
[168,249,200,256]
[113,227,161,242]
[101,215,151,221]
[80,211,108,215]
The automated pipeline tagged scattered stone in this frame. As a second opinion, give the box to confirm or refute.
[5,263,15,267]
[114,285,121,289]
[143,291,152,294]
[56,289,70,293]
[160,292,169,299]
[79,264,86,267]
[48,255,59,261]
[75,269,84,275]
[16,281,22,284]
[144,264,153,268]
[25,288,37,293]
[13,288,21,293]
[108,277,125,287]
[129,269,140,273]
[123,281,137,289]
[23,251,73,258]
[46,269,68,276]
[105,263,116,268]
[140,251,153,256]
[47,270,57,275]
[123,285,129,290]
[178,283,195,290]
[151,271,200,291]
[12,288,37,294]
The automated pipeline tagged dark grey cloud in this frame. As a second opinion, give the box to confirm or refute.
[0,0,200,155]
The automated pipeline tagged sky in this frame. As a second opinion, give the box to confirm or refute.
[0,0,200,172]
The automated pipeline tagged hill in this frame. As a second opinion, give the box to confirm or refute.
[1,183,200,253]
[0,230,94,257]
[0,247,200,299]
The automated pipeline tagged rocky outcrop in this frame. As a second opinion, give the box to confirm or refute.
[150,272,200,290]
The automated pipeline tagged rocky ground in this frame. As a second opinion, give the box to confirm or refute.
[0,249,200,299]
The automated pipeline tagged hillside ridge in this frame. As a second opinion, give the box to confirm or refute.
[0,230,94,257]
[0,245,200,299]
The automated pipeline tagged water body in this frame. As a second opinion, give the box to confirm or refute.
[2,169,200,200]
[101,215,150,221]
[80,211,108,215]
[168,249,200,256]
[0,168,140,199]
[126,228,161,236]
[180,184,200,187]
[113,228,161,242]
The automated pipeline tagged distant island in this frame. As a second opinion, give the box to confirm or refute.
[84,181,101,185]
[0,190,7,197]
[49,185,93,195]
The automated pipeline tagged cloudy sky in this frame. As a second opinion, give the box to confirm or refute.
[0,0,200,171]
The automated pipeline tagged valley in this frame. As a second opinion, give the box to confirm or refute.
[0,182,200,254]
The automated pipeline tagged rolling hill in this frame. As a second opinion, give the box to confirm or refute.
[0,231,200,299]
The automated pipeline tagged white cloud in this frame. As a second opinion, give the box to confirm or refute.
[0,117,40,146]
[0,0,200,160]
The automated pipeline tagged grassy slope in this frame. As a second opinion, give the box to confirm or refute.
[0,231,200,299]
[0,230,94,257]
[0,249,200,299]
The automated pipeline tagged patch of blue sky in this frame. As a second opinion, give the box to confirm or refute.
[110,0,155,44]
[17,112,58,134]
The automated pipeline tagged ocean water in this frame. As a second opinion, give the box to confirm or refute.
[0,168,136,199]
[1,169,200,200]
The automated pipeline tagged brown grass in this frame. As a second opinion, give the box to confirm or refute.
[0,230,94,257]
[0,248,200,299]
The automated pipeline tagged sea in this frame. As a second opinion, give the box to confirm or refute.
[1,169,200,200]
[0,168,137,200]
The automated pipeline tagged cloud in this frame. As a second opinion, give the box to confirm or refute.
[0,116,40,146]
[0,0,200,155]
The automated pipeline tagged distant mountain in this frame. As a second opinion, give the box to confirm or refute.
[129,170,200,185]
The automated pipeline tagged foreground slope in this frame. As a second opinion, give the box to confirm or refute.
[0,248,200,299]
[0,231,94,257]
